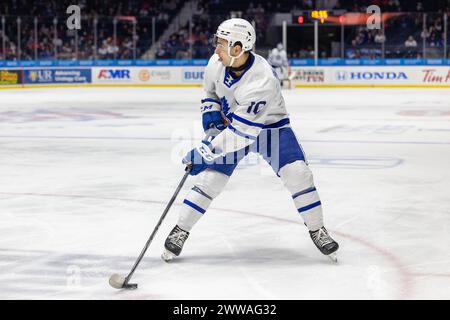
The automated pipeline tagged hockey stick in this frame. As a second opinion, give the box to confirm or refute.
[109,130,214,290]
[109,165,192,290]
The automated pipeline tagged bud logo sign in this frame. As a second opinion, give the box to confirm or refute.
[98,69,131,80]
[183,69,204,83]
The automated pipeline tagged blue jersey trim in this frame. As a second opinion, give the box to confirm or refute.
[298,201,322,213]
[227,124,257,140]
[201,98,221,105]
[263,118,290,129]
[292,187,316,199]
[223,53,255,88]
[232,114,290,130]
[232,113,265,128]
[183,199,206,214]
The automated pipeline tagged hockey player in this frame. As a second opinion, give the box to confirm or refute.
[267,43,289,86]
[162,18,339,262]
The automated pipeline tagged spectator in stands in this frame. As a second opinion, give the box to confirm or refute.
[374,31,386,44]
[428,26,437,46]
[416,2,424,11]
[367,29,377,44]
[421,27,430,42]
[157,11,169,24]
[0,0,179,61]
[1,0,448,61]
[155,44,168,59]
[405,35,417,47]
[106,38,119,58]
[52,36,62,50]
[404,35,418,58]
[434,17,443,33]
[98,42,108,58]
[193,2,205,16]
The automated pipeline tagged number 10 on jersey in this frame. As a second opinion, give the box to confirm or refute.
[247,101,266,115]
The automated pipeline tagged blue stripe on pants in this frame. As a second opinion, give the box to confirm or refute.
[183,199,206,214]
[298,201,321,213]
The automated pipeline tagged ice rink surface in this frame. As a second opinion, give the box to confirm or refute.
[0,87,449,299]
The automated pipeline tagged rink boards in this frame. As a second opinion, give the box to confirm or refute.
[289,66,450,88]
[0,67,205,88]
[1,65,450,89]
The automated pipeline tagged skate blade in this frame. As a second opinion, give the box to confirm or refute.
[161,249,176,262]
[327,252,338,263]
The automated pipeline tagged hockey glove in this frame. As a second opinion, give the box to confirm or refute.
[201,98,226,134]
[183,140,219,176]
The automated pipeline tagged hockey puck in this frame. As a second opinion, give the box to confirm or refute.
[109,273,138,290]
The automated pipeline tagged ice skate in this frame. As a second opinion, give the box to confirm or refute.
[309,227,339,263]
[161,225,190,262]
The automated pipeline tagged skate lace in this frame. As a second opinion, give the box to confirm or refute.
[168,229,188,248]
[313,228,333,247]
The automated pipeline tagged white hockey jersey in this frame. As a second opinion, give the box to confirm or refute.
[203,52,290,154]
[267,48,288,68]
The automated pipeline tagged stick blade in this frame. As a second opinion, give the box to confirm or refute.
[123,283,138,290]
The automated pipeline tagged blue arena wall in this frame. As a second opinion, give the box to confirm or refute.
[1,58,449,68]
[1,59,450,88]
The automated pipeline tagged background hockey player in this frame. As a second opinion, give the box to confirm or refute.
[267,43,289,87]
[162,18,339,262]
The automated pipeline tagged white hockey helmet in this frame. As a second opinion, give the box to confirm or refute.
[214,18,256,66]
